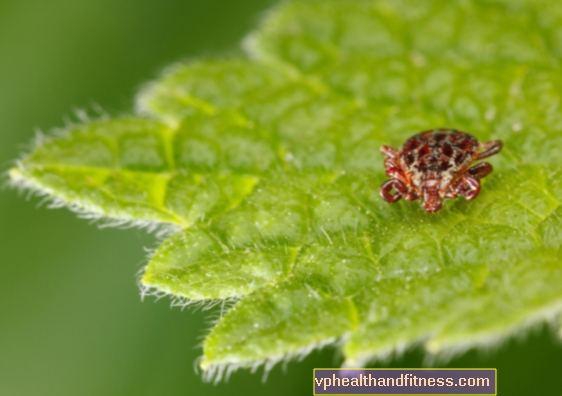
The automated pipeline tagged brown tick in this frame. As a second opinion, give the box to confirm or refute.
[380,128,503,213]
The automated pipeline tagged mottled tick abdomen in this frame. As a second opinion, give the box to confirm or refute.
[400,130,479,193]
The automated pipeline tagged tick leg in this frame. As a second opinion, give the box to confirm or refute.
[380,145,400,159]
[405,189,420,201]
[457,175,481,200]
[468,162,493,179]
[443,185,458,199]
[477,140,503,160]
[382,157,417,201]
[380,179,407,203]
[384,157,407,183]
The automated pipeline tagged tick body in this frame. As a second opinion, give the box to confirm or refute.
[380,128,502,213]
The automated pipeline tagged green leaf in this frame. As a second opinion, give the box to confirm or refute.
[11,0,562,378]
[201,279,358,377]
[143,228,299,300]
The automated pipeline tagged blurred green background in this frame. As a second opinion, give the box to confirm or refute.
[1,1,561,395]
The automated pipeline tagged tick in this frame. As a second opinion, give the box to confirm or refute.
[380,128,503,213]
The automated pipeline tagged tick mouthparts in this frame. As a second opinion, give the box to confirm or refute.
[422,188,443,213]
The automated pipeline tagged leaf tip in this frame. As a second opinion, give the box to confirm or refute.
[424,339,443,355]
[6,166,35,194]
[8,167,23,182]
